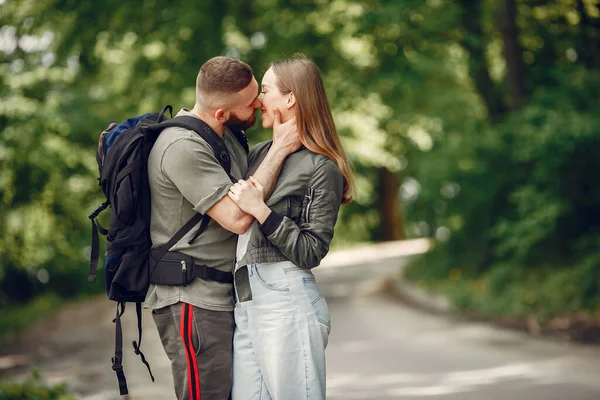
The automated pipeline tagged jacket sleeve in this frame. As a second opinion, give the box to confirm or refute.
[259,157,344,269]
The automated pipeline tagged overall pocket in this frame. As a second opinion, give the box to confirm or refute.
[104,249,125,297]
[253,263,290,292]
[302,277,330,329]
[106,246,150,301]
[149,251,194,286]
[300,187,315,223]
[151,307,181,359]
[113,173,136,224]
[112,145,143,225]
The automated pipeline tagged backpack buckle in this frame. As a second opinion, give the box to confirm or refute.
[111,356,123,371]
[89,201,110,219]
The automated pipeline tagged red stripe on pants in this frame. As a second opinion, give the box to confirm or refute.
[180,303,201,400]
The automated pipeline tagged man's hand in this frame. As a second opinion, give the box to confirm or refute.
[271,108,301,156]
[249,109,301,202]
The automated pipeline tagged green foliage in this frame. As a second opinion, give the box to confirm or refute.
[1,0,600,328]
[405,67,600,318]
[398,0,600,320]
[0,294,65,345]
[407,257,600,321]
[0,369,74,400]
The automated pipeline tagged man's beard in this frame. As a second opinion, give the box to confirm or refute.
[224,111,256,131]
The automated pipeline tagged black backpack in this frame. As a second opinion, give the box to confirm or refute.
[88,105,248,395]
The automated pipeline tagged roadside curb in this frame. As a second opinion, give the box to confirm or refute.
[381,275,454,315]
[382,276,600,346]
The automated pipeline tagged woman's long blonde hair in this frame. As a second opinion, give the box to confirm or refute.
[271,57,355,204]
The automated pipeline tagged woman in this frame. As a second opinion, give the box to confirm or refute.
[227,56,354,400]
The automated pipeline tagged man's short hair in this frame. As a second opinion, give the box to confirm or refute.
[196,57,253,109]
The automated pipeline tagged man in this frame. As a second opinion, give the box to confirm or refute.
[144,56,300,400]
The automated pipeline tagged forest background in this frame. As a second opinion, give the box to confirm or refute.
[1,0,600,343]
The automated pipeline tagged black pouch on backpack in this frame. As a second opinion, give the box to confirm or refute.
[149,251,196,287]
[149,251,234,286]
[105,245,151,302]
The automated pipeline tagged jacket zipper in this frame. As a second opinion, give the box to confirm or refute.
[305,187,314,223]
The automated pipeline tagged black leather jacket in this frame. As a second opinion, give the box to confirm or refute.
[235,141,344,271]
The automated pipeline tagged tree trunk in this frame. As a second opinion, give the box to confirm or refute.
[499,0,527,110]
[459,0,507,120]
[378,167,404,241]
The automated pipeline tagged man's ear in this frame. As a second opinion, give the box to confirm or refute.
[286,93,296,110]
[215,108,228,123]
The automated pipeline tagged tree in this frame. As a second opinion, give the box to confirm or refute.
[2,0,600,319]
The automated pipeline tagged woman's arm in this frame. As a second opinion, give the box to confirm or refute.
[228,157,344,268]
[259,158,345,269]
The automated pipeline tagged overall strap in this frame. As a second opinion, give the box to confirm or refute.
[151,213,204,265]
[88,201,110,283]
[192,264,234,284]
[132,302,154,383]
[156,115,239,247]
[112,302,128,395]
[230,129,249,154]
[158,116,234,179]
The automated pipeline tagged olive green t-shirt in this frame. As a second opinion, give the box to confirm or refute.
[143,109,247,312]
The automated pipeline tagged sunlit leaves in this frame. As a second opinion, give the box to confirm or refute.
[1,0,600,310]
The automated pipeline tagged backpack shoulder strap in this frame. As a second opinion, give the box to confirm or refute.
[154,115,237,250]
[158,116,234,178]
[151,213,204,264]
[230,129,249,154]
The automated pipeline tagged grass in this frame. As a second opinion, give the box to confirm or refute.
[0,293,66,348]
[0,292,102,398]
[403,255,600,323]
[0,369,74,400]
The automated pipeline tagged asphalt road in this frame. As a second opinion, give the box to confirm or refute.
[322,290,600,400]
[19,284,600,400]
[3,241,600,400]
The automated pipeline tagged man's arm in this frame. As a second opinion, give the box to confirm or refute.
[205,196,253,235]
[206,109,300,233]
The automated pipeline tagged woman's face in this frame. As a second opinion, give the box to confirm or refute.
[258,67,293,128]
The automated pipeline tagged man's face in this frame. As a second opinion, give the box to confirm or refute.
[224,110,256,131]
[224,77,261,131]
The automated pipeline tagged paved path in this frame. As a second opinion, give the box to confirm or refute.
[2,240,600,399]
[325,292,600,399]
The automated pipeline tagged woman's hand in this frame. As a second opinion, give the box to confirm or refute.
[228,176,272,223]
